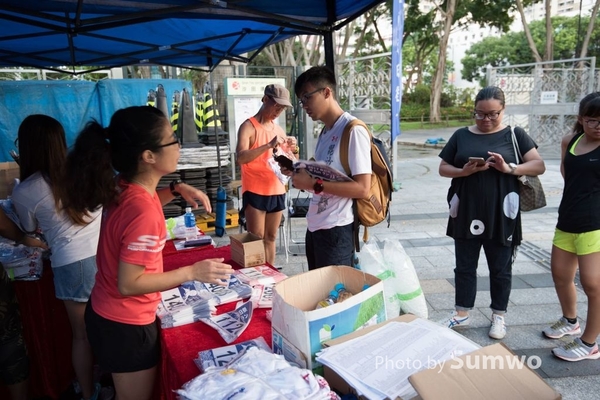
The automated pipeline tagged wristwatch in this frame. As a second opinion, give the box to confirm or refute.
[508,163,518,175]
[170,179,184,196]
[313,178,324,194]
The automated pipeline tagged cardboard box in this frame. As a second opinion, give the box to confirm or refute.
[229,232,265,267]
[322,315,561,400]
[409,342,561,400]
[0,162,20,199]
[271,265,386,374]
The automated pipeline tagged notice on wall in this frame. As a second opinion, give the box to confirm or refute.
[540,91,558,104]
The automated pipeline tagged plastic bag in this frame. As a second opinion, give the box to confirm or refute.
[359,238,428,320]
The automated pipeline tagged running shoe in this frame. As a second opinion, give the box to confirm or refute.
[552,338,600,362]
[543,317,581,339]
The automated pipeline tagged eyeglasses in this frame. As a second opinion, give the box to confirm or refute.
[583,119,600,129]
[299,88,325,106]
[473,110,503,120]
[155,132,181,149]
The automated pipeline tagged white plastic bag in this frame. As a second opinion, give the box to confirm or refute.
[359,239,428,320]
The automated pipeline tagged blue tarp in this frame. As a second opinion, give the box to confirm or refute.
[0,79,192,162]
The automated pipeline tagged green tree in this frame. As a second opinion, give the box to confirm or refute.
[461,14,600,85]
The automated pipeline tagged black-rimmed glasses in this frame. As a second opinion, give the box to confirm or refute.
[583,119,600,129]
[299,88,325,106]
[155,132,181,149]
[473,110,503,120]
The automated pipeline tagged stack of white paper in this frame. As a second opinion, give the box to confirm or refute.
[157,276,253,328]
[316,319,480,400]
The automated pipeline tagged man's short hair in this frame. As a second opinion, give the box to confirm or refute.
[295,66,337,97]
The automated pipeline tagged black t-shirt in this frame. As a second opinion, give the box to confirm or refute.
[557,132,600,233]
[438,126,537,246]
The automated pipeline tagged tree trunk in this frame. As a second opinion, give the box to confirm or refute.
[579,0,600,59]
[430,0,456,124]
[515,0,542,63]
[544,0,553,61]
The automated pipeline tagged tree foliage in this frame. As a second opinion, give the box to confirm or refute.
[462,14,600,85]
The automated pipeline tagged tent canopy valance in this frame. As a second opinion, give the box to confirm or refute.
[0,0,384,72]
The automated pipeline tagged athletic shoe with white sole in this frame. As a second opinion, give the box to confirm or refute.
[552,338,600,362]
[489,314,506,339]
[439,311,470,329]
[543,317,581,339]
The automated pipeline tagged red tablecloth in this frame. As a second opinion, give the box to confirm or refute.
[0,262,75,399]
[159,245,273,400]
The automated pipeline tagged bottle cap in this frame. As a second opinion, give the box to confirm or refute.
[335,283,345,291]
[185,207,192,213]
[329,290,338,298]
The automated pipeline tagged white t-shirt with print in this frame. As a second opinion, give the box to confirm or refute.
[307,112,371,232]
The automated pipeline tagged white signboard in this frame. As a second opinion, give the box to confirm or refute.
[225,77,288,179]
[540,91,558,104]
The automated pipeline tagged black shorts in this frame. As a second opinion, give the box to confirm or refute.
[0,333,29,385]
[85,302,160,373]
[242,191,285,213]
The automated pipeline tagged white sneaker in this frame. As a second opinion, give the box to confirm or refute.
[489,314,506,339]
[439,311,470,329]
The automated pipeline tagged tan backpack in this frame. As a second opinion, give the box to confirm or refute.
[340,119,393,251]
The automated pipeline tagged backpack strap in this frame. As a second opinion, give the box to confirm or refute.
[340,118,371,253]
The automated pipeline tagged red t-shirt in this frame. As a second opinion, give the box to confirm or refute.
[90,181,166,325]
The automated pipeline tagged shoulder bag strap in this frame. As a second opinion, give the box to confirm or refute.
[510,126,524,164]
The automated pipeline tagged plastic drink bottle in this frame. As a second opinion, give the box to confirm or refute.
[184,207,198,241]
[334,283,353,303]
[315,290,339,309]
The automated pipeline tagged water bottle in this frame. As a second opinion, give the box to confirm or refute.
[315,290,339,309]
[334,283,353,303]
[184,207,198,241]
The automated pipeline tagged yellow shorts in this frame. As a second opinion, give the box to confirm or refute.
[553,228,600,255]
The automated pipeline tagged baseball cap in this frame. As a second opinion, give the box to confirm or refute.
[264,84,292,107]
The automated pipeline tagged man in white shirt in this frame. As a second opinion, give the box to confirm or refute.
[291,66,371,270]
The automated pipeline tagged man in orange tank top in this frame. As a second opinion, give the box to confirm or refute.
[236,84,297,265]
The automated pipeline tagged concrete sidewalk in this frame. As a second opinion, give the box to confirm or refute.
[214,133,598,399]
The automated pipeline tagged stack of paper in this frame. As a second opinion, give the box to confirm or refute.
[156,276,253,328]
[249,284,275,308]
[194,336,271,372]
[316,319,480,400]
[233,265,287,286]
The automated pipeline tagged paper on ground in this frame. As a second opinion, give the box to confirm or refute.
[316,319,480,400]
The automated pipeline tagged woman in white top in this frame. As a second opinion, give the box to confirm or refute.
[11,115,101,400]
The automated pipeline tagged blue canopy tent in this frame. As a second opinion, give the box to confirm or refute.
[0,0,385,73]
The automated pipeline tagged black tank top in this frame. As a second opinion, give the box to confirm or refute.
[557,132,600,233]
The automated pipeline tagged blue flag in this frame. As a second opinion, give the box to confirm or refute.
[391,0,404,143]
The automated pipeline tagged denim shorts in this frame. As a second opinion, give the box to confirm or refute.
[53,256,97,302]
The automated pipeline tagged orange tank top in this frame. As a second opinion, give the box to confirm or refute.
[240,117,285,196]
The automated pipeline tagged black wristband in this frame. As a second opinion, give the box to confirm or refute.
[170,179,183,196]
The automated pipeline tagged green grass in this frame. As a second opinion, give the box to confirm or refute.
[400,119,471,131]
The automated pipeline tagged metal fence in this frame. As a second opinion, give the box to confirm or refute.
[487,57,597,159]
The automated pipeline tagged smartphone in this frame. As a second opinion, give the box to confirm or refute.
[184,236,212,247]
[274,154,294,170]
[468,157,486,166]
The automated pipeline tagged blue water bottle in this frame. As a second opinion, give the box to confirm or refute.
[184,207,198,241]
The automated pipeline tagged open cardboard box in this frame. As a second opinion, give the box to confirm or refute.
[323,315,561,400]
[271,265,386,374]
[229,232,265,267]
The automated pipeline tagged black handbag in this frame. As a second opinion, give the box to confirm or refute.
[290,191,310,217]
[510,127,547,212]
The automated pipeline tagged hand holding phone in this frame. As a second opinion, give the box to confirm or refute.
[274,154,294,171]
[468,157,486,166]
